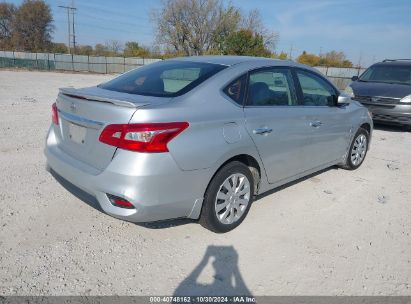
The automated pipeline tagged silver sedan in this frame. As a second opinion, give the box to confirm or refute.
[45,56,373,232]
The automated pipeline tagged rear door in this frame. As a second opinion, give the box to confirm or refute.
[243,67,310,184]
[293,68,352,171]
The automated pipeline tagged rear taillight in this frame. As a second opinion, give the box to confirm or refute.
[51,102,59,125]
[99,122,189,153]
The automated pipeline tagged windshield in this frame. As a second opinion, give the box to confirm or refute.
[359,64,411,85]
[99,60,227,97]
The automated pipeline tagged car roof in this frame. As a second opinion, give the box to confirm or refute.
[171,55,303,67]
[374,60,411,67]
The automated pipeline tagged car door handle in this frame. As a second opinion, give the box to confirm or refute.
[253,127,273,135]
[310,121,323,128]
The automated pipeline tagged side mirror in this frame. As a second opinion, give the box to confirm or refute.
[351,76,359,81]
[337,93,352,105]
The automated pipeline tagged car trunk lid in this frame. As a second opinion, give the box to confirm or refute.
[54,86,168,171]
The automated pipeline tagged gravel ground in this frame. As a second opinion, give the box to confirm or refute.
[0,70,410,296]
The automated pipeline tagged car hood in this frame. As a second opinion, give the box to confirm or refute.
[350,81,411,99]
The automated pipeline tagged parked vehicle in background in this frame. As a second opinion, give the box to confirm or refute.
[345,59,411,127]
[45,56,373,233]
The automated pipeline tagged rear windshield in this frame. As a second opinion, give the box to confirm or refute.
[99,61,227,97]
[360,64,411,85]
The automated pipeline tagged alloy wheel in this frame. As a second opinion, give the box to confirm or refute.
[214,173,251,225]
[351,134,367,166]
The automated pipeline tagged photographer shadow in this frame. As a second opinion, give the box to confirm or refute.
[174,245,252,297]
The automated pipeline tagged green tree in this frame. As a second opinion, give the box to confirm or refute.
[212,5,242,54]
[296,50,353,67]
[123,41,150,57]
[271,51,288,60]
[76,45,93,56]
[319,50,353,67]
[104,40,123,56]
[278,52,288,60]
[342,60,353,68]
[223,29,271,57]
[152,0,229,55]
[297,51,320,66]
[0,2,16,49]
[12,0,53,51]
[50,42,67,53]
[241,9,278,51]
[94,43,108,56]
[151,0,276,56]
[160,49,186,59]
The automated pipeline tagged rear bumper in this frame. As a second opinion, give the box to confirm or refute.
[362,103,411,125]
[45,127,210,223]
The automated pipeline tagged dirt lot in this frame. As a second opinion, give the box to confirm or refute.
[0,70,410,296]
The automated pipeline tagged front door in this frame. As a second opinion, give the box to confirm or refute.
[243,67,309,184]
[293,69,352,171]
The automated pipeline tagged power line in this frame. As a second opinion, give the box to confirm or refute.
[75,10,152,30]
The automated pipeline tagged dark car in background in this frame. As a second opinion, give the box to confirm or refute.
[344,59,411,128]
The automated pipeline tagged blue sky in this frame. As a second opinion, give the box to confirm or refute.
[7,0,411,66]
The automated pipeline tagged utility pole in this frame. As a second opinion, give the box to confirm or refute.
[58,5,77,54]
[59,5,71,54]
[289,43,293,60]
[357,51,363,76]
[357,51,363,68]
[71,8,76,53]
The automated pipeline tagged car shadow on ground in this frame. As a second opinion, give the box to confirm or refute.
[49,165,339,230]
[173,245,252,297]
[49,168,104,213]
[254,166,337,202]
[373,123,410,132]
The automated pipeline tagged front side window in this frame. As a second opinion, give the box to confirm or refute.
[99,61,226,97]
[296,70,337,106]
[359,65,411,85]
[246,68,296,106]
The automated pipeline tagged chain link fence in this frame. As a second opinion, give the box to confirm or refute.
[0,51,367,89]
[0,51,162,74]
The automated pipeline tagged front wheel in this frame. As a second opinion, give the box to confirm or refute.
[341,127,369,170]
[200,161,254,233]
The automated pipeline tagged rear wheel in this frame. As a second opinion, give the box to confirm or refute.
[200,161,254,233]
[341,127,369,170]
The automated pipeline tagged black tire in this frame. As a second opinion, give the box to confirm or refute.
[200,161,254,233]
[341,127,369,170]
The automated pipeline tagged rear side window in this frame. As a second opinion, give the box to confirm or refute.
[99,61,226,97]
[223,75,247,105]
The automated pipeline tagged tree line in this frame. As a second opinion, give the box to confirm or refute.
[49,41,152,58]
[0,0,353,67]
[297,50,353,68]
